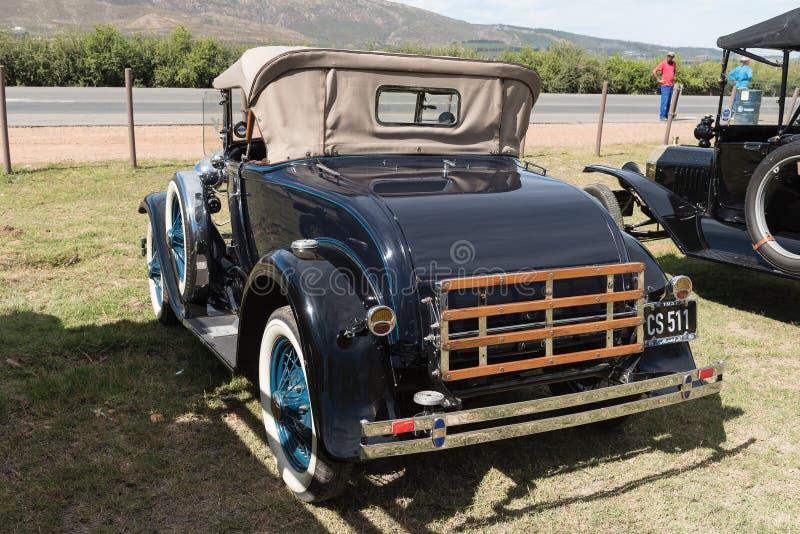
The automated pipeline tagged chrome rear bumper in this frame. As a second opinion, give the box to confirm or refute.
[360,361,725,460]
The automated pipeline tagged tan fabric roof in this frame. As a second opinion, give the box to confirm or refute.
[212,47,540,162]
[213,46,540,106]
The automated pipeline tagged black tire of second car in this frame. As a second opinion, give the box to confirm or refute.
[744,141,800,274]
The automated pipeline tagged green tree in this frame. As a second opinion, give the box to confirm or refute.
[604,56,656,94]
[78,25,135,86]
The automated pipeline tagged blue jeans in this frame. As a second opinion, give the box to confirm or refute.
[660,85,674,119]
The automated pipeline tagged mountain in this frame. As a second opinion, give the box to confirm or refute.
[0,0,720,59]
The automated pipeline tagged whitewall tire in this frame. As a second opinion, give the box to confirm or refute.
[258,306,350,502]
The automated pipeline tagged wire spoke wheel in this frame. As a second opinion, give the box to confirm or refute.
[165,179,204,302]
[259,306,350,502]
[145,221,177,325]
[168,194,186,284]
[271,337,313,471]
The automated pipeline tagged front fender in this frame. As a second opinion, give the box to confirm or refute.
[237,245,395,461]
[584,165,705,252]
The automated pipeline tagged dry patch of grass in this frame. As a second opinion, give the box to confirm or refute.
[2,153,799,532]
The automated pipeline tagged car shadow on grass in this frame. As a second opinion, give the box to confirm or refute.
[0,311,748,531]
[657,252,800,324]
[322,395,747,533]
[0,311,332,532]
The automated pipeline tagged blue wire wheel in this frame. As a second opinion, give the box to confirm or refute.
[169,193,186,282]
[165,180,198,302]
[270,336,313,471]
[146,222,164,308]
[259,307,353,502]
[166,187,186,289]
[145,222,176,324]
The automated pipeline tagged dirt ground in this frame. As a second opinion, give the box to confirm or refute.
[3,121,699,165]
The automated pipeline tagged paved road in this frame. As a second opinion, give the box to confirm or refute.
[4,86,788,126]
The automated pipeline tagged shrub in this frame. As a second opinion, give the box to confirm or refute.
[0,26,797,95]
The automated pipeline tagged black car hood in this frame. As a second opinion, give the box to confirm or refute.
[378,170,626,281]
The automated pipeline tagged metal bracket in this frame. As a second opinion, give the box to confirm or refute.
[421,297,442,349]
[523,160,548,176]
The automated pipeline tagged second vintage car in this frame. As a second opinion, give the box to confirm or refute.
[140,47,725,501]
[586,8,800,280]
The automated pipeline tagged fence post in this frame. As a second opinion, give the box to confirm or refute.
[785,87,799,126]
[663,83,682,145]
[0,65,11,175]
[125,68,137,168]
[595,80,609,157]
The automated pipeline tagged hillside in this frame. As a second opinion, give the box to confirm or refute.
[0,0,720,59]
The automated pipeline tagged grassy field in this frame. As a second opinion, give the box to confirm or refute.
[1,148,799,532]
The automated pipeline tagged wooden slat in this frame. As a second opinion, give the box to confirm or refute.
[442,343,644,381]
[441,289,644,321]
[443,316,643,351]
[605,274,614,348]
[441,319,450,373]
[478,290,487,366]
[635,272,644,344]
[544,279,554,358]
[439,262,644,291]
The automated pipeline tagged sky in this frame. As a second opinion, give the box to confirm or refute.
[391,1,798,49]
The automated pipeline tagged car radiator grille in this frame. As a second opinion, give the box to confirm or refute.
[436,263,646,382]
[661,165,710,205]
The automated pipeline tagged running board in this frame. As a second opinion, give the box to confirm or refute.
[185,315,239,370]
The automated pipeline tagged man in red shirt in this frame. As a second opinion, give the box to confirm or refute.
[653,52,677,120]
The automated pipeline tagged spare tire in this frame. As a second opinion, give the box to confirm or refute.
[165,179,209,302]
[744,141,800,274]
[584,183,624,230]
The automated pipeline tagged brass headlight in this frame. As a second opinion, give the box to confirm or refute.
[366,305,396,337]
[664,275,692,300]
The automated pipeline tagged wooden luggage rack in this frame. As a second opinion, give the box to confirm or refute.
[437,263,646,382]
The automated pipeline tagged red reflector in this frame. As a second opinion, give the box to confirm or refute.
[698,367,714,380]
[392,419,415,435]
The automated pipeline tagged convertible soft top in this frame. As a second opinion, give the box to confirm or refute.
[212,47,541,162]
[717,8,800,50]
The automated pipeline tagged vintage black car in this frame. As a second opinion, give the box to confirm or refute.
[140,47,724,501]
[586,8,800,278]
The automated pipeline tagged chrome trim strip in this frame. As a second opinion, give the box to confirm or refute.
[361,379,722,459]
[361,382,722,460]
[361,362,725,438]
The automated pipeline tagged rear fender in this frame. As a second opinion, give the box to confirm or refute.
[236,244,395,461]
[621,232,667,297]
[584,165,706,252]
[638,342,696,378]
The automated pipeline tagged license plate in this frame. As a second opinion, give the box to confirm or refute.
[643,299,697,346]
